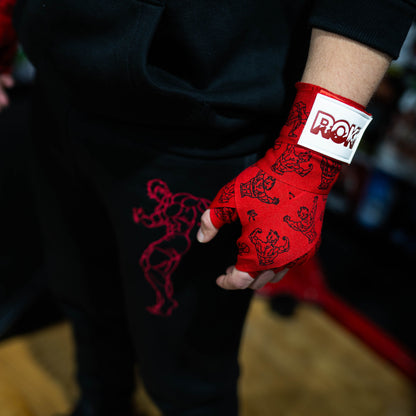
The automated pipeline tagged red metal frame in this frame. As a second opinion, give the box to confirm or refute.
[257,257,416,383]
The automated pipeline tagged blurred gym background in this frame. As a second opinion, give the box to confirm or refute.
[1,25,416,416]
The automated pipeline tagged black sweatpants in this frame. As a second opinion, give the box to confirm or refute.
[29,81,257,415]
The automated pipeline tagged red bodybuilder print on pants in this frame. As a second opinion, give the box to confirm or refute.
[132,179,210,317]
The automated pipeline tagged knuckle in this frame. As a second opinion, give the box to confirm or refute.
[234,281,250,290]
[231,274,252,290]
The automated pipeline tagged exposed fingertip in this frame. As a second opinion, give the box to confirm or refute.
[199,213,219,243]
[196,228,205,243]
[215,274,227,289]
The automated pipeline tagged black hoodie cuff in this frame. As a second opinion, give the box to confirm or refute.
[310,0,416,59]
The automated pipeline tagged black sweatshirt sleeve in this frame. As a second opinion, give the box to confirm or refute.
[310,0,416,59]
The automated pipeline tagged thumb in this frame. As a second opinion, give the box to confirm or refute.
[197,209,219,243]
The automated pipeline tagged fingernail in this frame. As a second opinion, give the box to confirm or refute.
[197,229,205,242]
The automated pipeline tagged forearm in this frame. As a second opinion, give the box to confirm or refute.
[301,28,392,106]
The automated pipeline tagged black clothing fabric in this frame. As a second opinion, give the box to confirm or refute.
[14,1,415,157]
[11,1,415,414]
[14,0,308,157]
[30,79,254,415]
[310,0,416,59]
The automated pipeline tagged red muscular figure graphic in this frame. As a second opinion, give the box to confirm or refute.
[271,144,313,176]
[283,196,319,243]
[132,179,210,317]
[249,228,289,266]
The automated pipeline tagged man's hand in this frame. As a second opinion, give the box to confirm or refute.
[196,28,391,292]
[197,210,289,290]
[0,72,14,111]
[197,81,373,289]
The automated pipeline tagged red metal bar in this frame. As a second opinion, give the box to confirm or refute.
[258,257,416,383]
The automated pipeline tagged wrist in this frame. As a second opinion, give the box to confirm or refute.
[277,82,372,164]
[255,82,373,194]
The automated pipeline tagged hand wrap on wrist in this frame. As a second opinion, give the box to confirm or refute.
[209,82,372,277]
[0,0,18,74]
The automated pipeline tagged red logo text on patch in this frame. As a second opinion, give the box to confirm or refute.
[310,111,361,149]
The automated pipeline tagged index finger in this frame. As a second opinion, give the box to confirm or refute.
[197,209,219,243]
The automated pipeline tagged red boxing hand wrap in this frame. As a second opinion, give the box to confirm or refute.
[0,0,18,74]
[209,83,372,277]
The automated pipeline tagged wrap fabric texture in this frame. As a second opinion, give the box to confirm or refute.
[209,83,371,277]
[0,0,17,74]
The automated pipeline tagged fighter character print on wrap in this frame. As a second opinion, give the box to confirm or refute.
[271,144,313,177]
[318,157,342,190]
[212,178,238,225]
[237,241,250,255]
[249,228,289,266]
[213,207,237,224]
[283,196,319,243]
[132,179,210,317]
[247,209,257,222]
[240,170,280,205]
[218,178,235,203]
[285,101,309,138]
[285,236,322,268]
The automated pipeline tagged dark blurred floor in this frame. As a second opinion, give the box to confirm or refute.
[1,297,415,416]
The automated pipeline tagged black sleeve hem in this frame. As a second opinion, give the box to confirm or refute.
[310,0,416,59]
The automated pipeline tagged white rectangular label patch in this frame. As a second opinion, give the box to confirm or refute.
[297,93,372,164]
